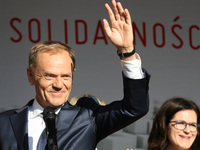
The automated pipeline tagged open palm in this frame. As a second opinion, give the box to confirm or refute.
[103,0,134,51]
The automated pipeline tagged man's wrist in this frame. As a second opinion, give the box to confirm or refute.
[120,53,144,79]
[117,46,135,58]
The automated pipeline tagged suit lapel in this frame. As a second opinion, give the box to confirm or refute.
[9,100,80,148]
[56,102,80,136]
[10,100,33,150]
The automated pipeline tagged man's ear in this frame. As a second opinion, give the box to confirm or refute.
[27,67,35,85]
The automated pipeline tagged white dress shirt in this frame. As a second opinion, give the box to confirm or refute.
[27,54,144,150]
[28,100,61,150]
[121,53,144,79]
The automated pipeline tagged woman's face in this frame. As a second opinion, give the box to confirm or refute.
[167,109,198,150]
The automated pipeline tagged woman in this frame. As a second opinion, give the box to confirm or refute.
[148,97,200,150]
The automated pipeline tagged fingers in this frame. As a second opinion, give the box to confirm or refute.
[115,1,125,21]
[117,2,132,24]
[103,19,111,37]
[124,8,132,25]
[111,0,120,20]
[104,3,116,23]
[106,0,130,23]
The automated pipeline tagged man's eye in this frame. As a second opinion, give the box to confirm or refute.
[44,74,54,79]
[63,75,71,79]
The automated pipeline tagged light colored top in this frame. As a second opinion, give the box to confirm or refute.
[28,100,61,150]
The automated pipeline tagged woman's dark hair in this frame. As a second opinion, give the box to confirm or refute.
[147,97,200,150]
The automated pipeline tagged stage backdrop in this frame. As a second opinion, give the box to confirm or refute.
[0,0,200,149]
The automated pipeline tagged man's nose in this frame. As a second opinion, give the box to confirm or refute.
[53,77,63,89]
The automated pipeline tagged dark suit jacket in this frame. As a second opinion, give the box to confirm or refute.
[0,72,150,150]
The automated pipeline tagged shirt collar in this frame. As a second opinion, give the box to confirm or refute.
[30,99,63,119]
[30,99,44,119]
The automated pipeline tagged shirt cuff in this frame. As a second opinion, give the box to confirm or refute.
[120,53,145,79]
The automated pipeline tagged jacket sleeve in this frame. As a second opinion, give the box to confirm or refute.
[95,69,151,142]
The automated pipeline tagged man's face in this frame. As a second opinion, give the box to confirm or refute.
[27,50,73,108]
